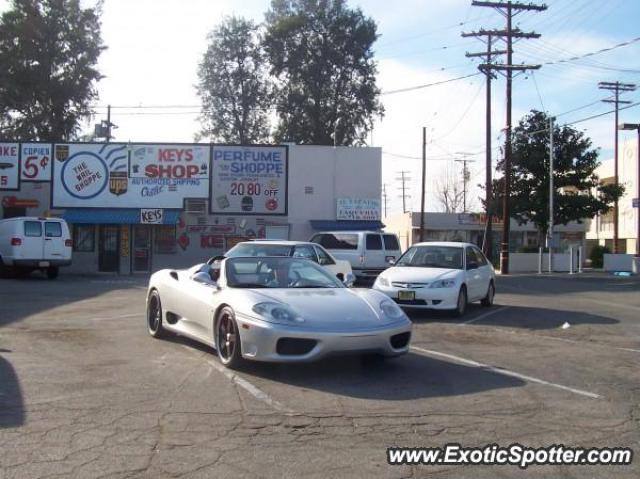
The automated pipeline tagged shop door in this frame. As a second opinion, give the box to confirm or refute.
[98,225,120,272]
[133,225,152,273]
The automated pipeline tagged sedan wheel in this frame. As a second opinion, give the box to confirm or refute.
[147,291,166,338]
[451,286,467,317]
[481,281,495,307]
[216,307,242,368]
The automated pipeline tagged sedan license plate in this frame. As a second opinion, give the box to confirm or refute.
[39,261,50,267]
[398,290,415,301]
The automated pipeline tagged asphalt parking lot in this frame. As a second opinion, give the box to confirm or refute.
[1,272,639,478]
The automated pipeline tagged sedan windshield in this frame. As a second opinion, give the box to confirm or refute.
[396,245,463,269]
[225,257,343,289]
[225,243,292,257]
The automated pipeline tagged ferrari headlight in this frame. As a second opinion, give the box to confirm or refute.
[380,300,404,319]
[430,279,456,288]
[376,276,390,287]
[252,302,303,323]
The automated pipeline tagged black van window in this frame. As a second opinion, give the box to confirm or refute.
[311,233,358,250]
[366,234,382,250]
[24,221,42,237]
[383,234,400,250]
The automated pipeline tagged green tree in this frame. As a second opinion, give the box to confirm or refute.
[197,16,272,144]
[0,0,105,141]
[489,110,624,243]
[263,0,383,145]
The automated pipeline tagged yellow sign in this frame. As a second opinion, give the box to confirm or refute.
[120,225,130,257]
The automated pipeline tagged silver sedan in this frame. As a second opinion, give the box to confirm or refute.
[146,256,412,368]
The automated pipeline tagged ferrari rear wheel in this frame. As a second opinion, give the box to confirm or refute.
[216,307,242,368]
[147,290,166,338]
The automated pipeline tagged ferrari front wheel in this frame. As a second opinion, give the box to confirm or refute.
[216,307,243,368]
[147,290,166,338]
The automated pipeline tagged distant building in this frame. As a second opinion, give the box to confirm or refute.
[384,211,585,259]
[586,140,639,255]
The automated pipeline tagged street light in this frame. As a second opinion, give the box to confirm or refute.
[618,123,640,257]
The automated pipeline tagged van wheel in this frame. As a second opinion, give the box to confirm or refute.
[46,267,59,279]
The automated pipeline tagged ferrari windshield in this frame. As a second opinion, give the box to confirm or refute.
[396,245,464,269]
[225,257,343,289]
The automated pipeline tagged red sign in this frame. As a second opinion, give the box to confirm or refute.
[200,234,224,248]
[2,196,39,208]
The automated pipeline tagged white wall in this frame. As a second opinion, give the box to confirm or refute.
[603,254,635,272]
[509,253,574,272]
[287,145,381,241]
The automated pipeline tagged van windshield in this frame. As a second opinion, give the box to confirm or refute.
[311,233,358,250]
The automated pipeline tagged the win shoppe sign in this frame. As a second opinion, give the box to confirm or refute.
[211,145,287,215]
[52,143,209,208]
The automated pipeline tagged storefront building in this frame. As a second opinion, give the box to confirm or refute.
[0,142,382,274]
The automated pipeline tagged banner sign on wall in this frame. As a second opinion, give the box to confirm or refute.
[337,198,381,220]
[140,208,163,224]
[52,143,209,208]
[210,145,288,215]
[0,143,20,190]
[129,144,209,180]
[21,143,52,181]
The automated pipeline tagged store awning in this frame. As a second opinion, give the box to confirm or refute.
[309,220,385,231]
[63,208,180,225]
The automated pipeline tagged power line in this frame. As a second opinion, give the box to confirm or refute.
[380,72,482,96]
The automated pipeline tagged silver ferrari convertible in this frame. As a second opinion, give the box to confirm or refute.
[146,256,412,368]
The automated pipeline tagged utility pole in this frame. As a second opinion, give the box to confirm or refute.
[462,0,547,274]
[455,158,475,213]
[419,127,427,241]
[464,33,507,261]
[396,171,412,214]
[548,116,554,273]
[382,183,389,218]
[599,81,636,253]
[106,105,112,142]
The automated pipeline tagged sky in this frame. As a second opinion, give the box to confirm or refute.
[2,0,640,215]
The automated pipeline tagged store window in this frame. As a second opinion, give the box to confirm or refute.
[154,225,176,254]
[73,225,95,252]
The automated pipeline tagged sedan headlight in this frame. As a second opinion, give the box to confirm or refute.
[252,302,304,324]
[376,276,390,287]
[380,300,405,319]
[430,279,457,288]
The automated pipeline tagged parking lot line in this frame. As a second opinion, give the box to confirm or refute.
[410,346,602,400]
[88,313,143,321]
[499,283,640,314]
[209,359,294,413]
[461,306,510,325]
[177,344,293,413]
[534,333,640,354]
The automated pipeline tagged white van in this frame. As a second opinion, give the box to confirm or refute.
[0,217,72,279]
[309,231,402,282]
